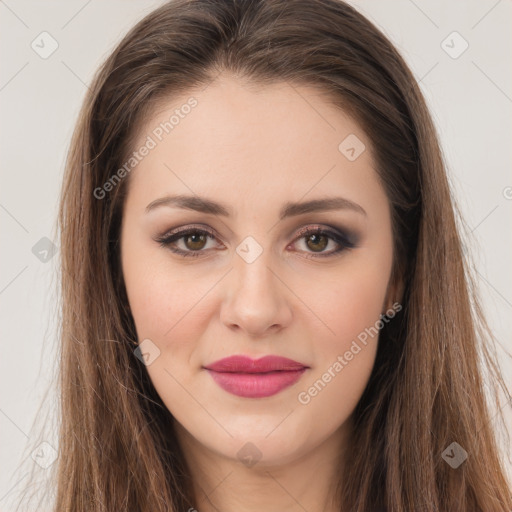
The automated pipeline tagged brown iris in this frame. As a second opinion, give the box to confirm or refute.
[184,233,208,251]
[305,233,328,252]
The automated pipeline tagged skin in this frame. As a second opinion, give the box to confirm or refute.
[120,72,398,512]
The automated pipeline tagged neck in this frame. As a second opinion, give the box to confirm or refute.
[174,416,353,512]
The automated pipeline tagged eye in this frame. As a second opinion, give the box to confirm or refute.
[289,225,357,259]
[155,224,357,259]
[156,225,220,258]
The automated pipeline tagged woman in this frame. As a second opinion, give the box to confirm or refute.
[55,0,512,510]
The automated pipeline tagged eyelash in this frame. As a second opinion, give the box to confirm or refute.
[155,224,357,259]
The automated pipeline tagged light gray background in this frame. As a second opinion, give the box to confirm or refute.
[1,1,511,509]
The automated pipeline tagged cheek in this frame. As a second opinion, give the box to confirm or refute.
[324,261,390,344]
[295,248,392,411]
[123,263,214,347]
[303,245,392,356]
[121,217,214,344]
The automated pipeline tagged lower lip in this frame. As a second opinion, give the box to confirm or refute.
[206,368,307,398]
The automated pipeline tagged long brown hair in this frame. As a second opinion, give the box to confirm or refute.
[55,0,512,510]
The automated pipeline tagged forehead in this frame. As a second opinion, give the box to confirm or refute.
[125,74,384,213]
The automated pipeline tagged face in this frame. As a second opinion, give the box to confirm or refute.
[120,74,396,468]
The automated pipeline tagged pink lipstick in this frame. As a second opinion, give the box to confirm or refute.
[203,355,308,398]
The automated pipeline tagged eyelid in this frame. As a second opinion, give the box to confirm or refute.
[158,223,219,240]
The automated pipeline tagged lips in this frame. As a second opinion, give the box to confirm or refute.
[204,355,307,373]
[203,355,309,398]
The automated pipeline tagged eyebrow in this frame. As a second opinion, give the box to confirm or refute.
[145,194,367,219]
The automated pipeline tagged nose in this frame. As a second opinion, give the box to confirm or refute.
[220,248,293,338]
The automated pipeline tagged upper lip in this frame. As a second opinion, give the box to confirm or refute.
[204,355,308,373]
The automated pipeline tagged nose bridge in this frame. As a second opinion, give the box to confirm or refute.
[231,239,279,301]
[220,236,292,335]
